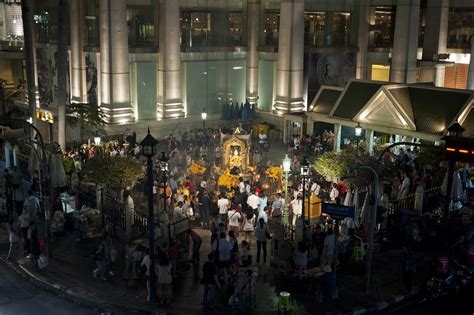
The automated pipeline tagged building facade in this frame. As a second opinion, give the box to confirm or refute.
[1,0,474,138]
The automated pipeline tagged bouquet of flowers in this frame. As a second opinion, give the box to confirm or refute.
[218,169,239,188]
[265,166,283,181]
[188,161,206,175]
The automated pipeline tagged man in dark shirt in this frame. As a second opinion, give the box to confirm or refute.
[202,253,220,309]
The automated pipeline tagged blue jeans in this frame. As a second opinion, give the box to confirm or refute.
[203,284,216,308]
[200,207,209,225]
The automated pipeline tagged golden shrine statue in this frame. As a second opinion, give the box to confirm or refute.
[220,126,252,170]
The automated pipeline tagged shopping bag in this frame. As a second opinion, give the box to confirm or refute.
[38,255,49,270]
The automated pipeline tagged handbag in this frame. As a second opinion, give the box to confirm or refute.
[38,255,49,270]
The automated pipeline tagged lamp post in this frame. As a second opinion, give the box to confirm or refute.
[140,127,158,304]
[159,152,170,242]
[201,109,207,130]
[282,154,291,225]
[300,156,310,230]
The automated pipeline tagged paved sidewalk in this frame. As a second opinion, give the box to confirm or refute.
[0,223,435,315]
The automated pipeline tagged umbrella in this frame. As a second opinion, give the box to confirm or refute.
[49,154,67,188]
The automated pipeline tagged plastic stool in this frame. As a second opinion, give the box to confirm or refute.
[294,265,307,279]
[277,291,293,313]
[242,294,256,309]
[352,246,364,263]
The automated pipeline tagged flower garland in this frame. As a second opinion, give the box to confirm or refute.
[188,161,206,175]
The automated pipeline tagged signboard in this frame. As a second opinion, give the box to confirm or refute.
[36,109,54,124]
[322,203,355,220]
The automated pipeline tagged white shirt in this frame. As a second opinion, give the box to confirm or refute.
[247,194,260,210]
[311,182,321,196]
[330,188,339,201]
[243,214,255,231]
[227,210,241,226]
[258,133,267,144]
[239,181,246,193]
[291,199,303,216]
[141,255,150,276]
[217,198,230,214]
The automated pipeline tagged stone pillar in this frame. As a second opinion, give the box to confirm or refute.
[390,0,420,83]
[70,0,87,103]
[273,0,305,114]
[356,0,370,79]
[366,129,374,155]
[435,65,446,87]
[100,0,133,124]
[246,0,260,104]
[157,0,184,119]
[422,0,449,61]
[333,124,341,152]
[468,39,474,90]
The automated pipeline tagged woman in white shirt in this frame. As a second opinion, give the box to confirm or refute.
[242,211,256,244]
[290,195,303,227]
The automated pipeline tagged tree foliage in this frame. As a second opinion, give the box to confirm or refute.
[66,102,106,136]
[83,155,145,189]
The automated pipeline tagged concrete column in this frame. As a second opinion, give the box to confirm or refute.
[333,124,341,152]
[100,0,133,124]
[246,0,260,104]
[422,0,449,61]
[366,129,374,155]
[356,0,370,79]
[390,0,420,83]
[435,65,446,87]
[273,0,305,114]
[4,141,10,170]
[468,39,474,90]
[157,0,184,119]
[70,0,87,103]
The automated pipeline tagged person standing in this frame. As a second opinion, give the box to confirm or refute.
[188,228,202,264]
[290,194,303,227]
[19,209,31,256]
[199,190,211,229]
[217,193,230,224]
[201,253,221,310]
[255,218,269,264]
[30,229,41,270]
[243,211,256,244]
[227,207,242,238]
[211,232,233,284]
[329,183,339,204]
[271,193,284,224]
[6,220,18,259]
[157,256,173,304]
[247,190,260,215]
[124,239,137,283]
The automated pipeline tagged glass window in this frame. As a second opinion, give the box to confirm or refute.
[180,10,243,48]
[84,0,99,47]
[304,12,325,46]
[448,8,474,49]
[127,5,156,47]
[34,1,58,44]
[332,12,351,47]
[262,12,279,46]
[369,6,396,48]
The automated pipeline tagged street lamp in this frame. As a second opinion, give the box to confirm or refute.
[201,108,207,129]
[282,154,291,225]
[300,156,310,229]
[355,122,362,137]
[140,127,158,304]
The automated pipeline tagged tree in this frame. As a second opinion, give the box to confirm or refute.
[66,102,106,137]
[57,0,69,149]
[82,155,144,189]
